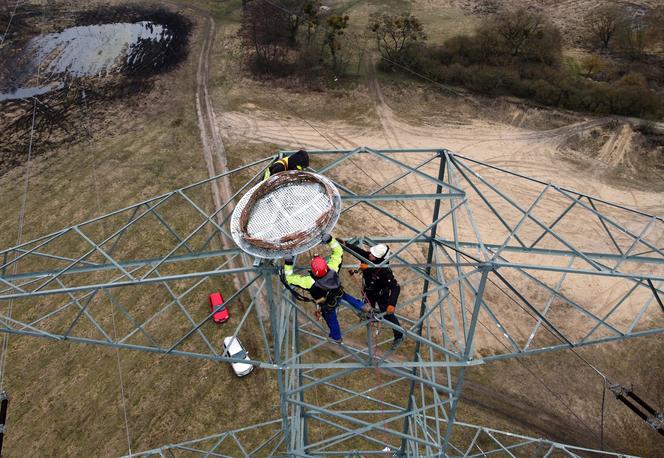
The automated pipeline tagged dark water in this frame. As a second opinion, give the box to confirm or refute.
[0,21,174,101]
[31,21,173,77]
[0,82,64,102]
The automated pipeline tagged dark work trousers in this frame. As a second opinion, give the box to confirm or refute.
[378,302,403,340]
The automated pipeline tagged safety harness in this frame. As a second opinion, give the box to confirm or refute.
[279,268,343,310]
[279,269,314,303]
[313,269,344,310]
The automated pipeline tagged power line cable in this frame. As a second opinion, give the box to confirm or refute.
[244,0,473,230]
[0,98,35,391]
[248,0,662,448]
[255,0,469,101]
[0,0,45,391]
[455,243,664,441]
[442,283,617,451]
[0,0,21,45]
[266,44,613,457]
[79,85,133,456]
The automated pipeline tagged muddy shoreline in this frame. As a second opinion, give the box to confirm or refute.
[0,4,192,175]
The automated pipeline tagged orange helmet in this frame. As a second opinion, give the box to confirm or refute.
[310,256,328,278]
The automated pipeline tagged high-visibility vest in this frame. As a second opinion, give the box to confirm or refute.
[263,157,290,180]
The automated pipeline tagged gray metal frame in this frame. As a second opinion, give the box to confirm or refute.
[1,147,661,456]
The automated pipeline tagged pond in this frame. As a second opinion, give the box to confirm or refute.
[1,20,178,101]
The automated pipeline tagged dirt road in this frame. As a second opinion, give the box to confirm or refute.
[193,13,270,304]
[195,16,232,230]
[214,54,664,452]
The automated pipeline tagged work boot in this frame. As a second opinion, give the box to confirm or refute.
[390,337,403,350]
[357,304,373,322]
[330,337,343,344]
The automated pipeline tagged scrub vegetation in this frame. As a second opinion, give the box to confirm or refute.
[390,6,664,119]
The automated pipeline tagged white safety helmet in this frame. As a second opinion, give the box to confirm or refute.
[369,244,389,259]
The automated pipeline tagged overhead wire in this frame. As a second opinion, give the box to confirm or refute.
[245,0,469,233]
[249,1,621,448]
[79,82,133,456]
[450,227,664,446]
[0,0,21,45]
[0,0,43,392]
[434,265,613,450]
[0,98,35,392]
[256,0,470,102]
[2,1,134,447]
[263,41,615,458]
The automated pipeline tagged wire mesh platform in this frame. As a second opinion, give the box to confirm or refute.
[230,170,341,258]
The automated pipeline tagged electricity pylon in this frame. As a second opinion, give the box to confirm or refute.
[1,147,662,456]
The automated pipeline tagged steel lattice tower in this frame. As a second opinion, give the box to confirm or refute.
[1,147,662,457]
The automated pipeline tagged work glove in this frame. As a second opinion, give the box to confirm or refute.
[359,263,369,271]
[386,304,396,315]
[321,233,332,244]
[284,255,294,265]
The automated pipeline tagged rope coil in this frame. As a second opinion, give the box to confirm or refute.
[238,170,337,252]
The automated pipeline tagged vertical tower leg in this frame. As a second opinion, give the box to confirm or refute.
[399,151,446,456]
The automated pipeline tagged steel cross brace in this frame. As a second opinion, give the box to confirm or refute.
[0,148,661,456]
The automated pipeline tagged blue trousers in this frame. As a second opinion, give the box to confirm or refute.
[321,292,365,340]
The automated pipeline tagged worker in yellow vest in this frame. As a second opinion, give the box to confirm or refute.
[263,149,310,180]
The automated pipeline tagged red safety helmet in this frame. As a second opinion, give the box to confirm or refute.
[310,256,328,278]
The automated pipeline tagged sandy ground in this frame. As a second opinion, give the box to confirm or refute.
[214,55,664,451]
[219,81,663,216]
[217,52,664,348]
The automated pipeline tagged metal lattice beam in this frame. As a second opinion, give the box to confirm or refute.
[1,147,662,456]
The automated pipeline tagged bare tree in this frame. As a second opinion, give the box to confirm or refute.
[239,0,291,73]
[648,5,664,45]
[491,8,545,56]
[483,8,560,63]
[585,5,624,50]
[617,17,649,57]
[301,1,321,45]
[368,13,427,64]
[323,14,349,72]
[1,0,11,15]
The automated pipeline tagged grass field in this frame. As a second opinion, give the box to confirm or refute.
[1,0,663,456]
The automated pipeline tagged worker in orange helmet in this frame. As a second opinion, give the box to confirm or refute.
[284,233,367,343]
[339,240,403,349]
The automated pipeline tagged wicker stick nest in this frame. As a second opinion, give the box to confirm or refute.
[238,170,337,251]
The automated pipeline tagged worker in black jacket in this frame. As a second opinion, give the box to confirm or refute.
[340,240,404,349]
[263,149,310,180]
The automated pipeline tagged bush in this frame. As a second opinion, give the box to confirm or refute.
[608,85,659,117]
[483,7,562,64]
[368,13,427,67]
[529,79,560,105]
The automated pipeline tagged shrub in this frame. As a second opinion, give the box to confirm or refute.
[483,7,562,64]
[368,13,427,67]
